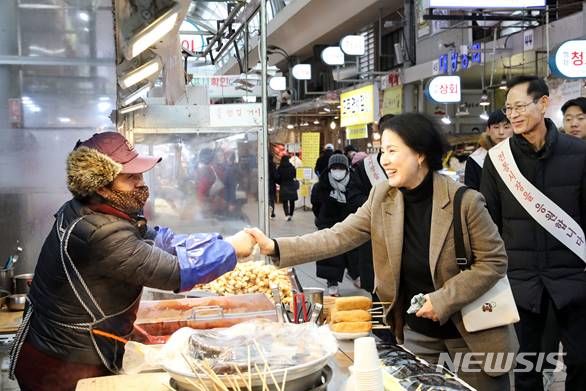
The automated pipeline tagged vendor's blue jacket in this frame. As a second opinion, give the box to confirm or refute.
[26,199,236,367]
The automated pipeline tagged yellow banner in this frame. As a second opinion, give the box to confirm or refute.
[301,132,320,169]
[382,86,403,115]
[340,84,375,127]
[346,124,368,140]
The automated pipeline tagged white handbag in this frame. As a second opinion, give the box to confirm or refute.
[453,187,520,332]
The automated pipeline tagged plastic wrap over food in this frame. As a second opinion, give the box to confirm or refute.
[377,343,474,391]
[160,319,337,376]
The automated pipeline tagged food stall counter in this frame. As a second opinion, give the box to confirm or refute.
[0,310,23,334]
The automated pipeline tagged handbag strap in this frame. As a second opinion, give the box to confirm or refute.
[454,186,473,271]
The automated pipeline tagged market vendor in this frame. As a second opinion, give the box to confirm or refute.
[9,132,255,391]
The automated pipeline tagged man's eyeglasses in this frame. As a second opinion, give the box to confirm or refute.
[502,99,538,116]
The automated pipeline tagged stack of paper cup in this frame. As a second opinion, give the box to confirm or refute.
[351,337,384,391]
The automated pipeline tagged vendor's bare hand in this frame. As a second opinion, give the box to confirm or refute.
[244,227,275,256]
[225,231,256,259]
[415,295,439,322]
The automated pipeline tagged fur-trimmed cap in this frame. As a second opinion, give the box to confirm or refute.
[66,132,161,198]
[67,146,122,197]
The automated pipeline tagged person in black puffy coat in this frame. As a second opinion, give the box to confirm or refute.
[276,155,298,221]
[311,154,358,296]
[12,132,256,391]
[481,76,586,391]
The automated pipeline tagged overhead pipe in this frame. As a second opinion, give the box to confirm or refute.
[201,2,244,58]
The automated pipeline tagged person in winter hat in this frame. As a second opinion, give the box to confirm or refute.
[12,132,255,391]
[310,154,358,296]
[464,110,513,190]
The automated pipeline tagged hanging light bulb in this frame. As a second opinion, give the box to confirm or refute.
[479,110,489,121]
[479,89,490,107]
[313,119,320,125]
[441,115,452,125]
[287,124,294,129]
[329,120,337,130]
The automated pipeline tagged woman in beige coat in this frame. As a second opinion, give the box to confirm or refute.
[248,113,518,390]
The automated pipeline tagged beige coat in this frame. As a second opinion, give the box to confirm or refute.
[276,172,518,375]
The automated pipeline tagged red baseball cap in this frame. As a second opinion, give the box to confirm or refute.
[76,132,161,174]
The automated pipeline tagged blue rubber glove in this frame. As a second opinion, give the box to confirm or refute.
[154,227,236,291]
[154,226,184,254]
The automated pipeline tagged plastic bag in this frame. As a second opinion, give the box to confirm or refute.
[160,319,337,376]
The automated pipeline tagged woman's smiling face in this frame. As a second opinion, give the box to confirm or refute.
[380,129,425,189]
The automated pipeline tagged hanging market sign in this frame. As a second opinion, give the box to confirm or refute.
[549,40,586,79]
[425,76,461,103]
[346,124,368,140]
[382,86,403,115]
[301,132,320,169]
[437,43,482,74]
[340,84,376,127]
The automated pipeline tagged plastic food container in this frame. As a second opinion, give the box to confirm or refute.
[133,293,277,344]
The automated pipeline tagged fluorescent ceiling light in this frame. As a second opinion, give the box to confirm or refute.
[78,12,89,22]
[58,117,71,123]
[119,57,162,89]
[122,83,152,106]
[125,4,180,60]
[119,100,147,115]
[329,120,337,130]
[441,115,452,125]
[313,119,320,125]
[98,101,112,113]
[287,124,294,129]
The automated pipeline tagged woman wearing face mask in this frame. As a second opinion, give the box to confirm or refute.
[310,154,359,296]
[11,132,256,391]
[247,113,518,390]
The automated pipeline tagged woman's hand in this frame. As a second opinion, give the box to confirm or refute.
[244,227,275,256]
[225,231,256,259]
[415,294,439,322]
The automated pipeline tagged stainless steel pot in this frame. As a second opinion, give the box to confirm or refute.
[7,294,26,311]
[0,289,10,307]
[0,267,14,293]
[13,273,33,294]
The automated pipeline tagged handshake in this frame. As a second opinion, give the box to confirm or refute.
[224,228,276,260]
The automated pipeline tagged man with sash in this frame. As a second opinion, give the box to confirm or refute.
[480,76,586,391]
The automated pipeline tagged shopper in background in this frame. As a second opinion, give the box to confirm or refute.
[464,110,513,190]
[561,97,586,140]
[276,155,298,221]
[314,143,334,176]
[311,154,357,296]
[481,76,586,391]
[344,144,358,163]
[268,152,277,219]
[248,113,518,390]
[350,151,368,168]
[11,132,256,391]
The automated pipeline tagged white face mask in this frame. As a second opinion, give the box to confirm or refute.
[331,169,347,181]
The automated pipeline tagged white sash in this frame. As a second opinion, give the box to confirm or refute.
[363,154,387,187]
[469,147,487,168]
[489,139,585,263]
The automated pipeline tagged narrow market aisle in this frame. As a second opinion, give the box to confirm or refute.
[269,206,369,298]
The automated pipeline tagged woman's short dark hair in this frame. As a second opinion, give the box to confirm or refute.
[561,97,586,114]
[380,113,449,171]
